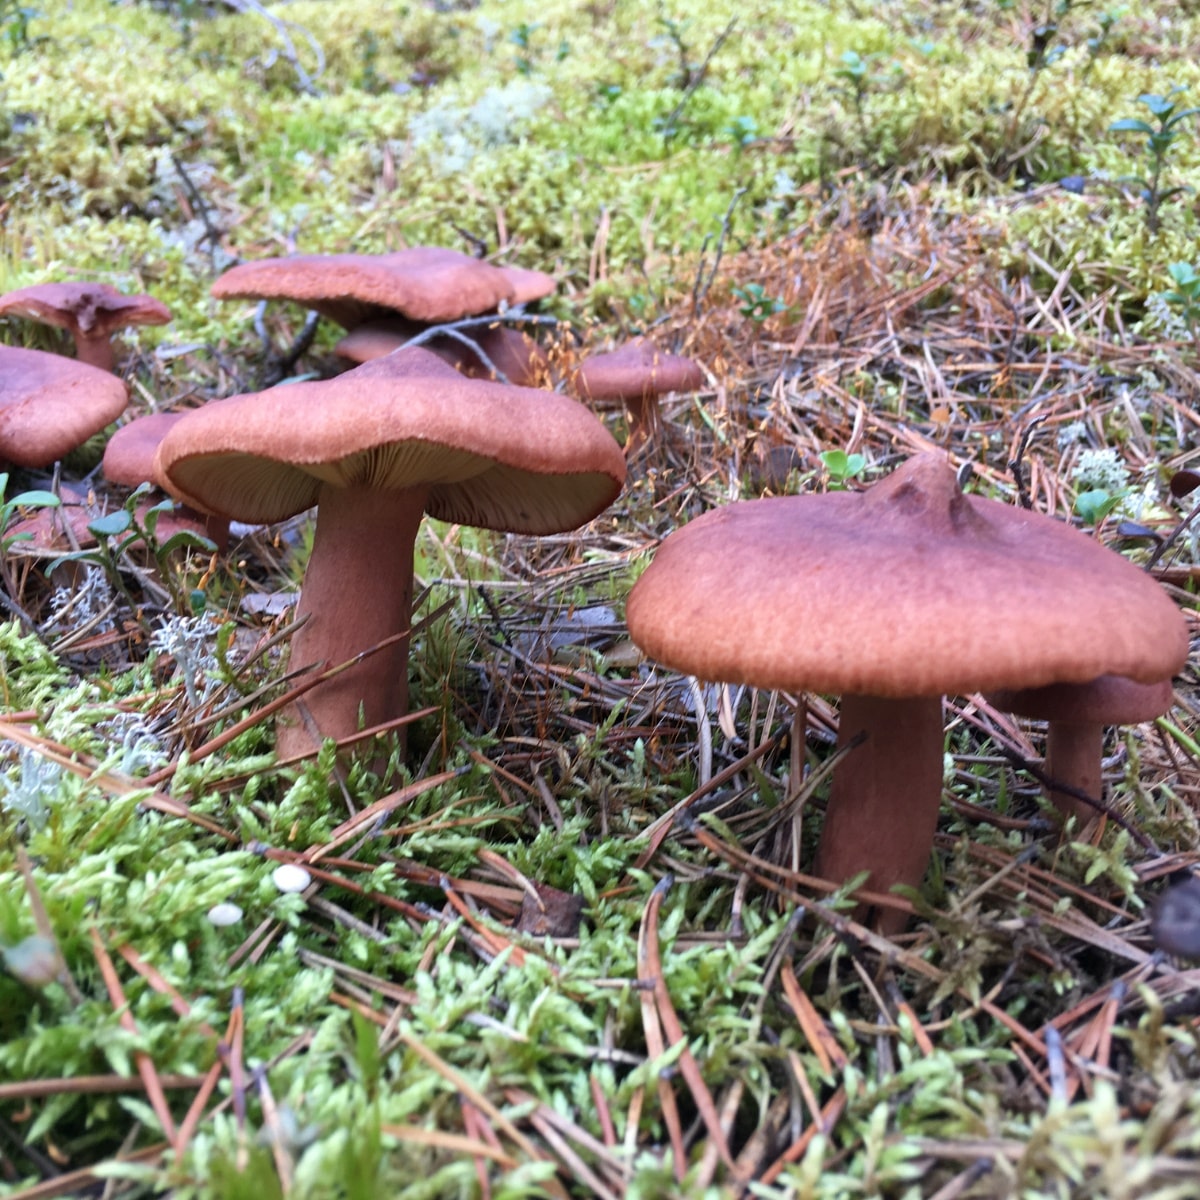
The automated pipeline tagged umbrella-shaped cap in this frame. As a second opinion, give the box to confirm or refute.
[572,339,705,402]
[0,346,128,467]
[0,282,171,340]
[988,675,1175,725]
[211,247,522,328]
[155,346,625,533]
[103,411,187,488]
[627,454,1187,698]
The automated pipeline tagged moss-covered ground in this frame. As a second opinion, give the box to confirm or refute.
[2,0,1200,1196]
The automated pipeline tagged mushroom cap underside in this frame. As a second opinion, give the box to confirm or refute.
[627,456,1187,698]
[154,347,625,533]
[0,282,170,336]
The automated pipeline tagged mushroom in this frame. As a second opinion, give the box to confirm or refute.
[987,675,1176,827]
[210,246,553,329]
[0,283,171,372]
[154,346,625,760]
[0,346,129,467]
[102,413,230,550]
[570,339,705,456]
[333,318,548,385]
[626,453,1187,931]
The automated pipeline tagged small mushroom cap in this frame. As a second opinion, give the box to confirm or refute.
[498,264,556,307]
[334,319,547,385]
[988,675,1175,725]
[627,454,1188,698]
[0,345,129,467]
[0,282,171,339]
[154,346,625,533]
[103,412,187,488]
[572,339,705,403]
[210,247,523,328]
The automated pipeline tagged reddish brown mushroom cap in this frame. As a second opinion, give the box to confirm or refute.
[103,412,186,488]
[155,346,624,532]
[103,412,229,549]
[628,455,1187,697]
[0,346,129,467]
[572,339,705,403]
[989,675,1175,726]
[0,283,170,371]
[498,265,556,307]
[210,247,524,328]
[334,318,548,385]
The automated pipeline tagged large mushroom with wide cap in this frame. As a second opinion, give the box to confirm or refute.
[1,345,129,467]
[0,283,171,373]
[154,346,625,760]
[626,453,1187,931]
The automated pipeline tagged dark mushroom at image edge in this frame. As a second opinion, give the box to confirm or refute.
[0,282,171,373]
[570,339,706,457]
[625,453,1188,932]
[0,345,129,468]
[153,346,625,762]
[987,675,1176,827]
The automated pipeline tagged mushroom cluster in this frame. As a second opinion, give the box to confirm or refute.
[626,453,1187,930]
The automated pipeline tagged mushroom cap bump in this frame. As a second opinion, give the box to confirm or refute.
[210,247,530,329]
[0,345,129,467]
[627,453,1187,927]
[0,282,171,371]
[154,346,626,759]
[627,454,1187,698]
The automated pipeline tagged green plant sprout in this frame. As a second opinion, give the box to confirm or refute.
[820,448,867,488]
[48,484,217,619]
[1082,7,1124,80]
[1159,261,1200,344]
[1073,487,1129,526]
[732,282,787,322]
[0,471,59,554]
[1109,87,1200,233]
[0,472,59,615]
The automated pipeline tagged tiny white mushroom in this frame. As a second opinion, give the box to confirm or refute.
[207,902,244,927]
[272,864,312,894]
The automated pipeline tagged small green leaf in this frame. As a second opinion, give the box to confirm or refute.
[8,490,60,509]
[87,510,133,538]
[1109,118,1155,135]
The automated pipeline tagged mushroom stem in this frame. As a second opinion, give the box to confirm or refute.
[1042,722,1104,826]
[277,482,429,761]
[75,334,115,373]
[814,694,945,934]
